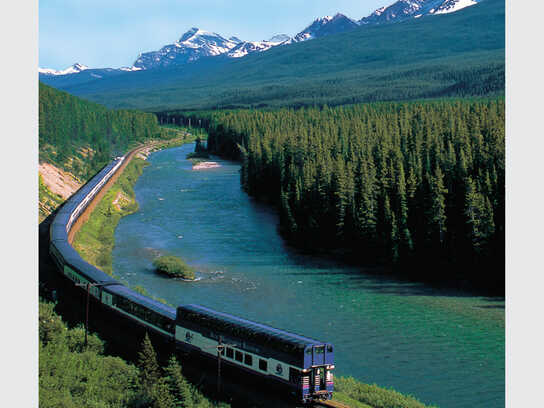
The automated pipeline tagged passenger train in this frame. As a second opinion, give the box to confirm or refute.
[48,152,335,403]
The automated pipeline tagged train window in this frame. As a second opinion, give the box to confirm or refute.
[244,354,253,366]
[289,367,301,384]
[259,359,267,371]
[327,345,333,353]
[315,346,324,354]
[226,348,234,359]
[235,350,243,362]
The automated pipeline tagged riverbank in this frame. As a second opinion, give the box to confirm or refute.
[71,136,186,275]
[72,157,148,276]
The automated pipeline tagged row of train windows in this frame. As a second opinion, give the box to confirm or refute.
[112,295,174,333]
[221,346,301,383]
[71,166,117,225]
[223,347,267,371]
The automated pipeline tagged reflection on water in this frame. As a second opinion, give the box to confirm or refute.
[113,144,504,408]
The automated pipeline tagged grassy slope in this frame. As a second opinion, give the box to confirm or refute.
[46,0,504,111]
[38,174,65,222]
[72,158,147,276]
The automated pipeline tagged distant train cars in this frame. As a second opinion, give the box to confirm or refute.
[48,153,335,403]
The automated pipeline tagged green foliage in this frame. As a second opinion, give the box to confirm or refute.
[39,301,227,408]
[44,0,504,111]
[201,98,505,290]
[334,377,437,408]
[39,82,166,181]
[39,300,66,346]
[164,356,194,408]
[153,256,196,280]
[39,301,140,408]
[137,333,161,396]
[38,174,66,222]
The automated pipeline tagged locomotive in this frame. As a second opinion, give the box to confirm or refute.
[48,153,334,403]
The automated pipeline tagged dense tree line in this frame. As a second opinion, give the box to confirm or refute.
[204,99,504,291]
[39,82,164,180]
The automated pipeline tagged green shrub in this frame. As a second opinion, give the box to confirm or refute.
[152,256,196,280]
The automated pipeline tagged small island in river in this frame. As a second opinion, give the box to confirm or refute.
[192,161,220,170]
[153,255,196,280]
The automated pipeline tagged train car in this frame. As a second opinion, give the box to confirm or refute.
[101,284,176,340]
[175,304,334,403]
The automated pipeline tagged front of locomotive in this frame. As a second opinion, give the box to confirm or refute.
[301,343,334,402]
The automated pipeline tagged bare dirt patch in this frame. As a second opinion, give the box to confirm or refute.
[39,162,82,199]
[112,191,130,211]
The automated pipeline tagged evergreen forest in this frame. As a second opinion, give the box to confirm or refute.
[193,99,504,291]
[39,82,165,181]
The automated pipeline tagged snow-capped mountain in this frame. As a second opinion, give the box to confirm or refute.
[294,13,359,42]
[360,0,481,25]
[38,62,141,77]
[133,28,241,70]
[39,0,485,81]
[227,34,293,58]
[38,63,89,76]
[433,0,478,14]
[227,41,276,58]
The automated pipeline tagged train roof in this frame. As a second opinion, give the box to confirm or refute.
[177,304,327,354]
[105,284,176,320]
[51,239,118,285]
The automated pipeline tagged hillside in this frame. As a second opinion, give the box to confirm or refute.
[39,83,164,179]
[38,83,173,220]
[50,0,503,111]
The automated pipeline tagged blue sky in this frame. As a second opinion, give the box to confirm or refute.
[39,0,390,70]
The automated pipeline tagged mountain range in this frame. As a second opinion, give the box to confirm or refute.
[39,0,484,77]
[39,0,502,111]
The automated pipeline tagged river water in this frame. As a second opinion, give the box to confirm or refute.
[113,144,504,408]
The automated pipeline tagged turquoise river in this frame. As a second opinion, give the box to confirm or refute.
[112,143,504,408]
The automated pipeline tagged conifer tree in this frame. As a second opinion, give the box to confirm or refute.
[430,166,448,245]
[152,377,176,408]
[164,355,193,408]
[138,332,161,396]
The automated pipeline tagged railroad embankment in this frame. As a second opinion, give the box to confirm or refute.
[72,157,147,276]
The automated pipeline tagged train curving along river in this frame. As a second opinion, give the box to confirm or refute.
[112,143,504,408]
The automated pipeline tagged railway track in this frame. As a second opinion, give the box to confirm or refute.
[67,142,157,243]
[312,399,351,408]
